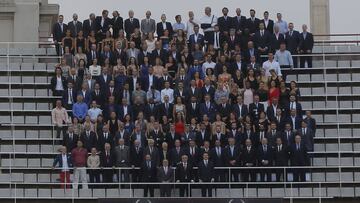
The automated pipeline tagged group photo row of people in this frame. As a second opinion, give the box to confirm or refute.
[51,6,316,197]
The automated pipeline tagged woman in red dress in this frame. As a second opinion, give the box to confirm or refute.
[268,80,280,106]
[174,112,185,135]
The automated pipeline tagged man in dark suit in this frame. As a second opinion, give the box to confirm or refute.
[282,123,296,147]
[217,96,231,121]
[90,83,105,108]
[156,14,173,38]
[169,139,183,166]
[198,152,215,197]
[67,68,82,91]
[232,95,248,120]
[274,137,289,182]
[273,108,287,132]
[142,154,157,197]
[52,15,68,55]
[290,135,309,182]
[210,139,226,182]
[186,96,200,123]
[195,123,211,147]
[218,7,232,36]
[299,24,314,68]
[224,138,241,182]
[157,159,174,197]
[267,122,282,147]
[95,10,111,41]
[232,8,247,35]
[185,80,202,102]
[130,124,147,148]
[159,142,171,165]
[253,23,271,62]
[226,29,241,50]
[288,109,302,131]
[227,122,242,146]
[151,41,168,65]
[97,67,113,90]
[63,125,78,151]
[212,125,228,148]
[67,13,83,38]
[111,11,123,38]
[241,139,257,182]
[260,11,274,34]
[199,94,217,122]
[188,25,205,49]
[208,25,225,50]
[270,25,286,52]
[124,10,140,40]
[143,139,160,166]
[285,23,301,68]
[176,155,194,197]
[267,97,280,121]
[83,13,96,38]
[303,110,317,134]
[99,45,115,66]
[185,140,201,167]
[114,123,131,147]
[166,125,180,149]
[242,122,256,146]
[62,82,77,111]
[130,140,144,182]
[298,121,315,152]
[158,96,174,121]
[243,41,260,63]
[258,137,273,182]
[100,143,115,184]
[248,94,265,121]
[87,44,99,66]
[201,79,215,102]
[80,124,97,152]
[97,125,114,151]
[287,95,303,117]
[246,9,261,34]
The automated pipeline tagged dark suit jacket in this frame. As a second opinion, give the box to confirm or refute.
[90,90,106,108]
[246,18,261,34]
[53,153,73,168]
[257,145,273,166]
[185,87,202,102]
[186,102,200,121]
[290,144,309,166]
[63,133,79,151]
[141,160,157,181]
[260,19,274,34]
[297,128,315,152]
[269,33,285,52]
[254,30,271,49]
[243,48,260,63]
[51,76,67,92]
[62,88,76,107]
[184,146,201,166]
[200,86,215,102]
[248,102,265,120]
[223,146,241,166]
[298,32,314,52]
[156,22,173,37]
[83,19,97,38]
[151,48,168,65]
[199,102,217,121]
[144,104,159,121]
[188,33,205,48]
[274,145,289,166]
[100,150,115,167]
[197,160,215,181]
[157,166,174,182]
[210,147,225,167]
[111,16,124,38]
[124,18,140,38]
[218,16,232,33]
[130,146,144,167]
[232,16,247,32]
[169,147,184,166]
[97,132,115,151]
[95,16,111,33]
[217,103,232,119]
[158,103,174,121]
[195,130,211,147]
[285,30,301,53]
[241,146,257,166]
[80,131,97,151]
[176,162,194,181]
[143,146,160,166]
[67,21,83,37]
[114,130,131,146]
[232,103,248,119]
[52,22,68,42]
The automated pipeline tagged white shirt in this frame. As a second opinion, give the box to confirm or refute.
[200,14,218,32]
[186,18,200,39]
[202,61,216,74]
[160,88,174,103]
[213,31,220,49]
[89,65,101,76]
[148,75,154,90]
[262,60,282,76]
[55,76,64,91]
[61,154,69,171]
[88,107,102,121]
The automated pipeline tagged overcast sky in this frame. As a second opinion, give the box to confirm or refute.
[48,0,359,37]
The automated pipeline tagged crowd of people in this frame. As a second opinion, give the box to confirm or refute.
[51,7,316,197]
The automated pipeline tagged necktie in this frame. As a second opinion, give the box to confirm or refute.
[247,147,250,153]
[184,163,187,170]
[136,146,139,153]
[290,31,293,36]
[261,31,264,37]
[165,103,168,110]
[297,144,300,150]
[278,145,281,152]
[231,147,234,156]
[69,134,73,140]
[130,18,133,23]
[147,161,151,168]
[164,167,167,174]
[264,145,267,152]
[68,90,73,103]
[205,160,208,167]
[74,21,78,35]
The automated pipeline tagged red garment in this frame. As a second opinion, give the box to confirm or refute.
[60,171,71,189]
[71,147,88,167]
[175,121,185,135]
[195,79,204,88]
[268,88,280,106]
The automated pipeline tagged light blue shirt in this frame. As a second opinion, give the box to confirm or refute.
[72,102,88,119]
[87,107,102,121]
[275,20,288,34]
[173,22,185,32]
[275,50,294,67]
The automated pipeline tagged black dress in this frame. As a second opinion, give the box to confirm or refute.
[279,88,290,109]
[76,37,86,53]
[63,38,73,52]
[109,119,119,136]
[256,89,269,103]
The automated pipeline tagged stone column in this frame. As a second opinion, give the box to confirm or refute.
[310,0,330,40]
[13,0,41,48]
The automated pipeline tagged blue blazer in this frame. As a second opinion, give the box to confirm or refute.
[53,154,73,168]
